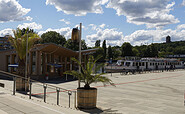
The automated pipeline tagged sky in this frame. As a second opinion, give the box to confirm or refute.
[1,0,185,47]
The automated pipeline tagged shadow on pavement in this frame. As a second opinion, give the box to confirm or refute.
[39,75,78,84]
[80,107,120,114]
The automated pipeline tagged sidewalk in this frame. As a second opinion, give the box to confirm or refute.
[0,88,84,114]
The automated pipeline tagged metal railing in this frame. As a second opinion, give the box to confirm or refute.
[0,70,77,109]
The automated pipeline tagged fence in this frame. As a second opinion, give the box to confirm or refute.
[0,70,77,109]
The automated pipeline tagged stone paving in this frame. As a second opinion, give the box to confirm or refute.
[0,70,185,113]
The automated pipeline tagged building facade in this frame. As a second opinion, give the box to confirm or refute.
[0,43,97,80]
[0,35,12,50]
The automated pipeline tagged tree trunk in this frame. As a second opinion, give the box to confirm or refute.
[16,59,29,91]
[17,59,25,76]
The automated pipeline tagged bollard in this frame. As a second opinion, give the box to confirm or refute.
[13,76,16,95]
[74,91,76,108]
[29,80,32,99]
[68,91,72,108]
[43,84,47,103]
[56,88,60,105]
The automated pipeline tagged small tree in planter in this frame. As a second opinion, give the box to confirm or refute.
[64,55,114,109]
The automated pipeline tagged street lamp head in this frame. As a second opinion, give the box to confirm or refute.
[71,27,79,42]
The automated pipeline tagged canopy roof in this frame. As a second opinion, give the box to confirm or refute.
[31,43,97,57]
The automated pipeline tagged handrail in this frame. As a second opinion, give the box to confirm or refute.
[0,70,75,93]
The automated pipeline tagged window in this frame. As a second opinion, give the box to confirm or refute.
[125,62,130,66]
[136,62,139,66]
[142,62,144,66]
[32,52,36,74]
[133,62,136,66]
[139,62,141,66]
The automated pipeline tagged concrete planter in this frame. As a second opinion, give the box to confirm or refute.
[77,87,97,109]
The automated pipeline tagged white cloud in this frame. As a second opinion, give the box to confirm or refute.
[99,24,106,28]
[0,0,32,23]
[38,27,71,39]
[124,29,185,46]
[46,0,108,16]
[176,24,185,30]
[182,0,185,6]
[17,22,42,30]
[89,24,97,30]
[86,28,124,47]
[59,19,70,25]
[107,0,179,28]
[0,28,14,37]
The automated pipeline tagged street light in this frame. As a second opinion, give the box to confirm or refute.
[72,23,82,88]
[25,31,28,91]
[110,58,112,76]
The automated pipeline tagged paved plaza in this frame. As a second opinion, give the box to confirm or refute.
[0,70,185,113]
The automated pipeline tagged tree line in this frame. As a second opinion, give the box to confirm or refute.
[13,29,185,62]
[40,31,185,61]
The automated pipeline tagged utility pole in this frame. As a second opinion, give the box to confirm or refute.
[25,31,28,91]
[78,23,82,88]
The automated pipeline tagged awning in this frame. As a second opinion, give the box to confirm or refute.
[47,63,63,68]
[8,64,18,67]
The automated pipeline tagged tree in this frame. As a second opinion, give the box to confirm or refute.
[102,40,106,60]
[121,42,133,57]
[112,46,121,60]
[95,40,101,47]
[64,39,87,51]
[41,31,66,46]
[108,45,113,60]
[64,55,114,89]
[150,44,158,57]
[8,28,40,76]
[93,47,104,61]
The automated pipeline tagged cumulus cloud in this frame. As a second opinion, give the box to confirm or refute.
[99,24,106,28]
[38,27,71,39]
[0,28,14,37]
[107,0,179,28]
[176,24,185,30]
[0,0,32,23]
[89,24,97,30]
[124,29,185,46]
[17,22,42,30]
[46,0,108,16]
[182,0,185,6]
[86,28,124,47]
[59,19,70,25]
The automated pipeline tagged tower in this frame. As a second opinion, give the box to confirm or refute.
[166,35,171,43]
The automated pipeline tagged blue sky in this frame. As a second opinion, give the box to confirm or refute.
[1,0,185,47]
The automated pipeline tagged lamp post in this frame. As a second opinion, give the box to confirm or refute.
[25,31,28,91]
[110,58,112,76]
[78,23,82,88]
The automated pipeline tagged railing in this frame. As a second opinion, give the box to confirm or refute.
[0,70,77,109]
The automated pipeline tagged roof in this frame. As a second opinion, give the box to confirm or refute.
[31,43,97,57]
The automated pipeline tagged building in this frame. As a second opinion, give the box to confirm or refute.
[166,35,171,43]
[0,35,12,50]
[0,43,97,80]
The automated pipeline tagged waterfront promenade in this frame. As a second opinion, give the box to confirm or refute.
[0,70,185,113]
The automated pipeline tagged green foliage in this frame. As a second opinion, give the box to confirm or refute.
[112,46,121,60]
[8,28,40,76]
[95,40,101,47]
[64,55,114,89]
[8,28,40,60]
[102,40,106,60]
[108,45,113,60]
[41,31,66,46]
[121,42,134,57]
[93,47,104,62]
[64,39,87,51]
